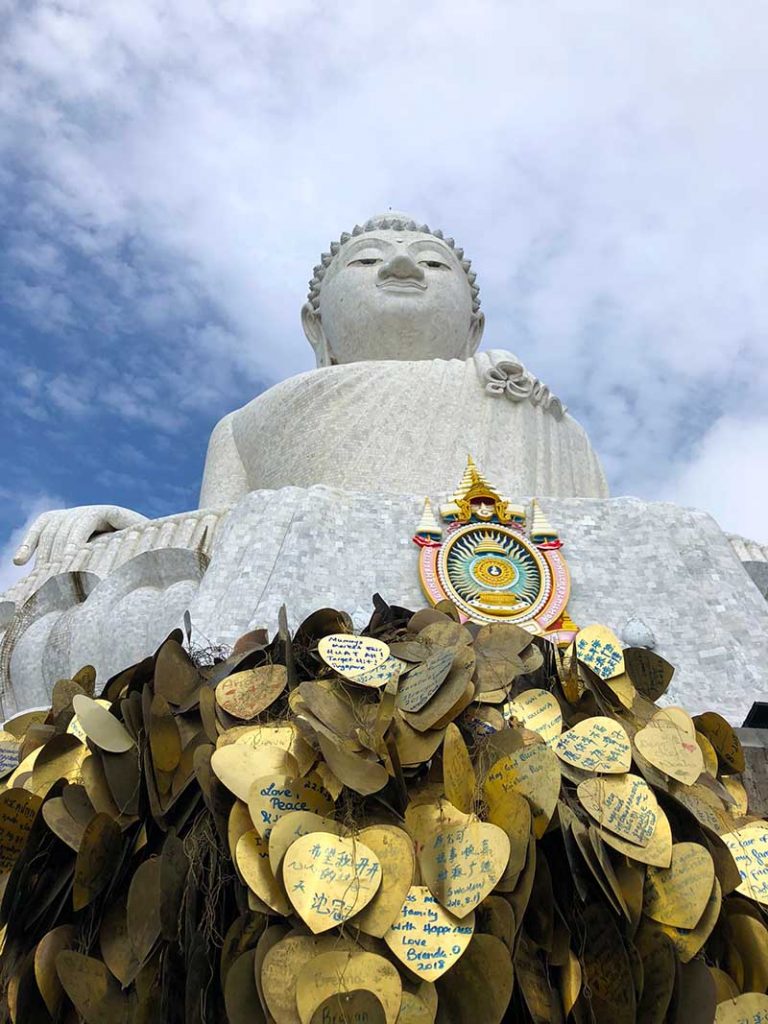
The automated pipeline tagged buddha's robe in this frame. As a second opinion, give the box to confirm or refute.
[200,350,608,504]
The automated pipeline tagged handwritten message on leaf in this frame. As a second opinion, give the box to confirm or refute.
[295,950,401,1024]
[577,773,658,847]
[721,823,768,906]
[624,647,674,701]
[575,625,625,681]
[554,717,631,773]
[0,732,20,778]
[267,810,343,876]
[317,635,390,683]
[635,708,704,785]
[598,805,673,868]
[384,885,474,980]
[483,742,560,838]
[215,665,287,720]
[714,992,768,1023]
[419,819,509,918]
[309,991,386,1024]
[283,832,382,933]
[247,774,334,839]
[397,649,456,712]
[694,711,746,774]
[643,841,715,929]
[655,877,721,962]
[0,788,41,872]
[503,689,562,744]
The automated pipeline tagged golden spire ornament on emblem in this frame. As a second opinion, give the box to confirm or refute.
[413,456,577,643]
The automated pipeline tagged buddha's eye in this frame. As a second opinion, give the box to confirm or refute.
[419,260,449,269]
[348,257,382,267]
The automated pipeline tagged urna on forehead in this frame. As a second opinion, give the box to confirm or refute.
[306,212,480,312]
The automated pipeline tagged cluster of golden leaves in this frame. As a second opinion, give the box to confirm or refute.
[0,600,765,1024]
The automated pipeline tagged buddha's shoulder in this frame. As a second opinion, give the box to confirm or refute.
[231,353,516,410]
[227,349,566,422]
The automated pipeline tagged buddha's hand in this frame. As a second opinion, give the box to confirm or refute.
[13,506,149,568]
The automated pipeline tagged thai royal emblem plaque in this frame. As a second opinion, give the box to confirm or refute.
[413,457,577,643]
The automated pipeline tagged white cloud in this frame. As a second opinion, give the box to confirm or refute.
[0,494,65,593]
[0,1,767,536]
[661,415,768,544]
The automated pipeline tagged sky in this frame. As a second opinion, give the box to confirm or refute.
[1,0,767,592]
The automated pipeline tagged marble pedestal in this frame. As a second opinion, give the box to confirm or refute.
[2,487,766,724]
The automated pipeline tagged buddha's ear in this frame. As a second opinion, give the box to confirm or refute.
[464,310,485,357]
[301,302,334,367]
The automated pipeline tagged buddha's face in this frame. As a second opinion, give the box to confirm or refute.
[302,229,484,366]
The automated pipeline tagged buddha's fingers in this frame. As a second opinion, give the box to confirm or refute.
[13,511,53,566]
[107,507,148,532]
[59,507,147,563]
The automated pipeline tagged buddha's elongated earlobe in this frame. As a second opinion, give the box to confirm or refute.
[301,302,334,367]
[463,310,485,357]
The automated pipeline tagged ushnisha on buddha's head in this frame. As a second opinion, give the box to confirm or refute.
[301,213,485,367]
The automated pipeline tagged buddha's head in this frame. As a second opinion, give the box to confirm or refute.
[302,213,484,367]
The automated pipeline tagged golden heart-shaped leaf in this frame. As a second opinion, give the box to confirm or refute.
[419,819,509,918]
[267,810,343,876]
[236,829,292,916]
[211,745,299,802]
[73,813,123,911]
[248,774,334,839]
[635,708,704,785]
[295,951,401,1024]
[384,884,474,980]
[435,934,514,1024]
[397,649,456,712]
[223,949,262,1024]
[42,797,86,851]
[317,634,390,682]
[554,716,632,774]
[728,914,768,994]
[624,647,674,700]
[721,822,768,906]
[654,877,722,962]
[575,625,625,680]
[503,689,562,744]
[219,721,315,775]
[577,773,659,847]
[694,711,745,774]
[71,696,135,753]
[354,825,415,938]
[34,925,75,1016]
[215,665,287,720]
[714,993,768,1023]
[442,724,475,813]
[55,951,131,1024]
[309,991,386,1024]
[643,841,715,929]
[484,742,560,838]
[404,798,471,860]
[485,786,531,890]
[0,731,20,779]
[0,788,41,871]
[723,776,749,817]
[283,832,382,933]
[598,805,673,868]
[260,933,358,1024]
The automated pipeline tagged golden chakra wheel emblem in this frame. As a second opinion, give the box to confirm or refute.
[412,457,577,642]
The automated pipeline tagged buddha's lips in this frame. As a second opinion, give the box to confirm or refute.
[376,279,427,293]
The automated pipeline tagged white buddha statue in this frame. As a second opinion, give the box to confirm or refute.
[12,213,607,575]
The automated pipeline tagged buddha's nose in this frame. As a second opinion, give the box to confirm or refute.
[378,252,425,282]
